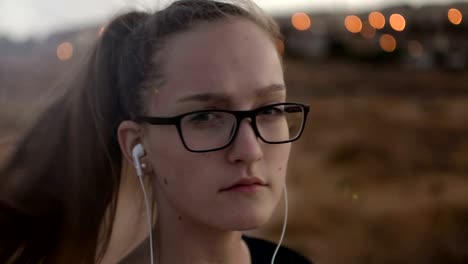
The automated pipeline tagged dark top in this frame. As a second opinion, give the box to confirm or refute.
[119,235,313,263]
[243,236,312,264]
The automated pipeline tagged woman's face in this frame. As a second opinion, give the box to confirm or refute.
[143,18,290,231]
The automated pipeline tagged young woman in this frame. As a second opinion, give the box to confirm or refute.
[0,0,311,263]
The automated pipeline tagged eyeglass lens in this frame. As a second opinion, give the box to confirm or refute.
[179,104,305,151]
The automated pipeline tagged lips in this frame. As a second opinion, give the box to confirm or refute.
[220,177,267,192]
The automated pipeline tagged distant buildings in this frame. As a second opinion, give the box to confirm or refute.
[276,3,468,70]
[0,3,467,70]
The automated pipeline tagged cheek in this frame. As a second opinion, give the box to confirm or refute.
[249,143,290,198]
[146,129,184,182]
[266,144,291,196]
[147,131,216,194]
[148,143,225,221]
[266,143,291,174]
[154,153,211,186]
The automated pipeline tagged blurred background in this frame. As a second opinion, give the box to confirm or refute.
[1,0,468,263]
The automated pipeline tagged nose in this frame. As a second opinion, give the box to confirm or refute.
[226,119,263,164]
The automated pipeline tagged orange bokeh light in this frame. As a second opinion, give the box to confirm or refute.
[360,21,376,39]
[57,42,74,61]
[389,14,406,31]
[448,8,463,25]
[344,15,363,33]
[368,11,386,29]
[379,34,397,52]
[291,12,312,31]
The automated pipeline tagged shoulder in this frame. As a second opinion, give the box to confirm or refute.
[243,236,313,264]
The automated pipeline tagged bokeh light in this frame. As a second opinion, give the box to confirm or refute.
[408,40,423,57]
[56,42,74,61]
[360,21,376,39]
[379,34,397,52]
[368,11,386,29]
[389,14,406,31]
[448,8,463,25]
[344,15,363,33]
[291,12,312,31]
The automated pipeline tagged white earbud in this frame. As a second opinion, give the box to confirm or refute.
[131,143,154,264]
[132,143,145,177]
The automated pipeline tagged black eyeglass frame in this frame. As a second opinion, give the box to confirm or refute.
[135,102,310,153]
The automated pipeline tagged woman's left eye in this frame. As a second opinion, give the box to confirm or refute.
[259,106,283,116]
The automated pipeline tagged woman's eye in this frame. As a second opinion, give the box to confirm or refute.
[189,112,218,123]
[259,106,283,116]
[185,112,229,128]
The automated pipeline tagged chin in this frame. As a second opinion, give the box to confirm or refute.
[225,207,275,231]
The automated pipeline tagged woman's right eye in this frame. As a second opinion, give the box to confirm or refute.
[189,112,216,122]
[184,112,227,129]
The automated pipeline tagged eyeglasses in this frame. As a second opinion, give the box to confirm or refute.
[136,102,310,153]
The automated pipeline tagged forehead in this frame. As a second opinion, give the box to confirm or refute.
[148,18,284,113]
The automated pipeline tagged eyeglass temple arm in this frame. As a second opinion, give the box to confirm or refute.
[135,116,178,125]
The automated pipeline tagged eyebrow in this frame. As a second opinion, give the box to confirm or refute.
[176,84,286,103]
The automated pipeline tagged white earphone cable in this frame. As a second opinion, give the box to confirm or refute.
[137,173,154,264]
[270,184,288,264]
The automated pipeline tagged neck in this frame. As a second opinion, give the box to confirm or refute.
[153,196,251,264]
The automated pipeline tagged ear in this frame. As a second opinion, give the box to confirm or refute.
[117,120,143,167]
